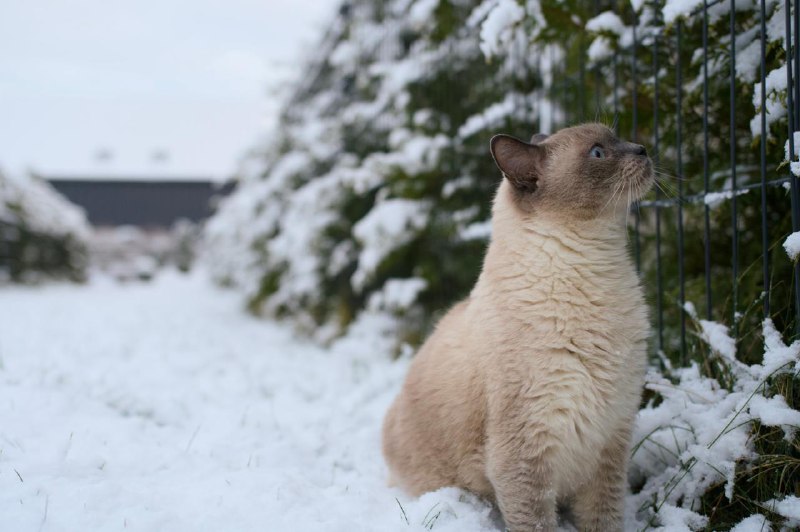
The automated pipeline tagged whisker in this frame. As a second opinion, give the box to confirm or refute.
[601,177,625,214]
[655,178,675,194]
[653,168,689,182]
[653,180,674,200]
[657,178,681,199]
[625,186,632,244]
[612,178,627,214]
[652,180,687,205]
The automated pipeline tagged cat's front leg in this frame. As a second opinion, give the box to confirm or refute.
[571,431,629,532]
[487,428,558,532]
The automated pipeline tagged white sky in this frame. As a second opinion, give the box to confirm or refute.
[0,0,340,179]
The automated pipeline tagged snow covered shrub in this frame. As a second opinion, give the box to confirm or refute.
[205,0,545,340]
[0,171,90,282]
[628,306,800,530]
[207,0,799,341]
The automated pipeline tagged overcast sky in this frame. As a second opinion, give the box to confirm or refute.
[0,0,339,179]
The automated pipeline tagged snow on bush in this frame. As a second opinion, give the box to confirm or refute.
[0,171,90,281]
[0,172,89,241]
[476,0,526,58]
[407,0,441,30]
[587,36,614,62]
[586,11,626,35]
[662,0,705,24]
[703,188,751,209]
[629,313,800,529]
[367,277,428,312]
[352,198,430,290]
[457,93,519,139]
[472,0,546,60]
[784,131,800,177]
[205,0,538,337]
[784,231,800,261]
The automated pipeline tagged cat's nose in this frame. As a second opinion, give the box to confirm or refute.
[635,144,647,156]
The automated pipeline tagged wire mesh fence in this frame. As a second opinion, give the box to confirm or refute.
[531,0,800,363]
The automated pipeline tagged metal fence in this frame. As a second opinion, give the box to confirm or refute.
[537,0,800,362]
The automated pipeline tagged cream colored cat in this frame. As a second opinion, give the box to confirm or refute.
[382,123,653,532]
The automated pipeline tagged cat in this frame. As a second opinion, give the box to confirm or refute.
[382,123,653,532]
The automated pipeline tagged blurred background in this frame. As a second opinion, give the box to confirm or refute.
[0,0,337,281]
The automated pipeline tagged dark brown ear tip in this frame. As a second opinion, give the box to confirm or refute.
[489,134,511,158]
[489,134,524,151]
[489,133,511,147]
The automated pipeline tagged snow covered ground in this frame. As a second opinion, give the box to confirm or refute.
[0,270,501,532]
[4,269,797,531]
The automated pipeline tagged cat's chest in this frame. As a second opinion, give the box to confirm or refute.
[528,358,638,490]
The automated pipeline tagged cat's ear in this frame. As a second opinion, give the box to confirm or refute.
[489,134,547,194]
[530,133,549,144]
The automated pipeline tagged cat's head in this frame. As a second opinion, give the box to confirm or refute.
[490,123,653,220]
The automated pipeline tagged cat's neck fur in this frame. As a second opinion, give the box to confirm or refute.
[472,182,637,310]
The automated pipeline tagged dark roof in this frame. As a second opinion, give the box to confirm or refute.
[46,178,235,228]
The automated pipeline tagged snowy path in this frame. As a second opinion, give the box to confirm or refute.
[0,271,497,532]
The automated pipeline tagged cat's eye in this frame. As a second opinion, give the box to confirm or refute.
[589,145,605,159]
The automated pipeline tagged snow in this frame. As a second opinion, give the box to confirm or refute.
[460,220,493,241]
[683,302,737,362]
[352,198,431,290]
[586,11,626,36]
[368,277,428,312]
[408,0,440,29]
[747,394,800,440]
[758,318,800,378]
[457,94,517,139]
[784,132,800,177]
[0,270,501,532]
[653,504,709,531]
[663,0,704,23]
[441,176,477,199]
[736,34,762,84]
[703,188,750,208]
[750,66,789,137]
[765,495,800,527]
[587,36,614,63]
[784,231,800,260]
[729,514,771,532]
[478,0,526,58]
[0,172,90,241]
[329,40,360,68]
[2,273,798,531]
